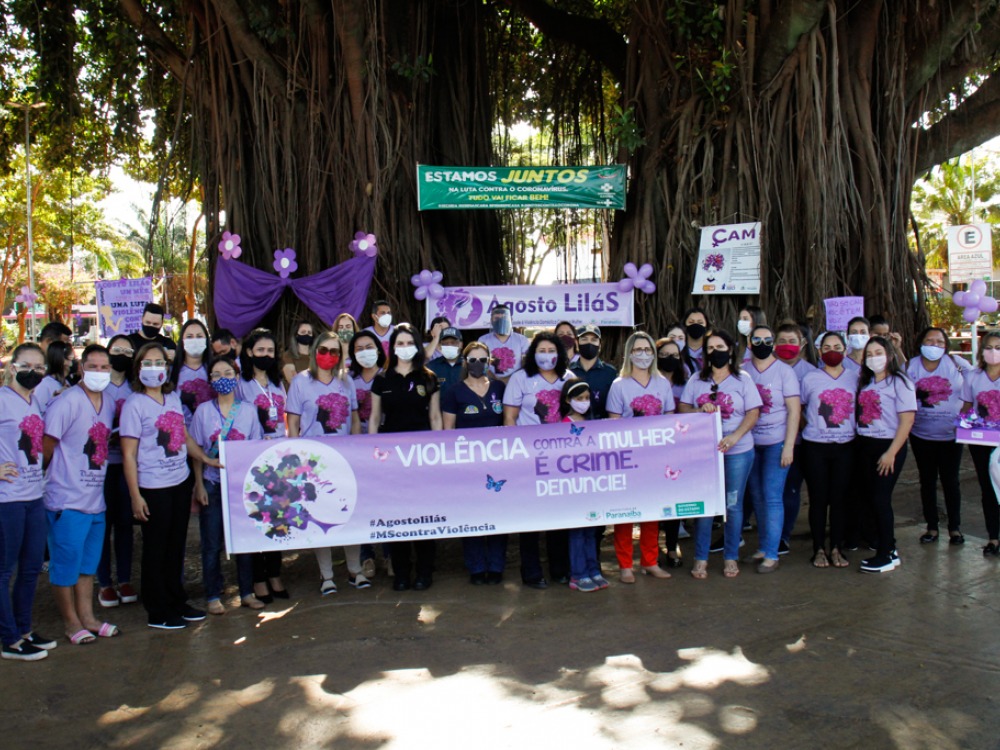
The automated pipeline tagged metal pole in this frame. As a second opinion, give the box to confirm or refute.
[24,106,36,342]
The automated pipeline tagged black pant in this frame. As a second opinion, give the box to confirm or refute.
[855,436,907,558]
[546,529,570,580]
[140,480,192,622]
[389,540,435,581]
[251,551,283,584]
[802,440,853,553]
[968,444,1000,540]
[660,520,680,554]
[910,436,963,532]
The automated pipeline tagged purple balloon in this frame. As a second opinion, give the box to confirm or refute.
[638,263,654,279]
[953,291,967,306]
[963,307,981,323]
[419,269,433,285]
[414,286,428,301]
[980,296,999,313]
[428,283,445,300]
[970,279,988,296]
[410,274,423,287]
[431,271,443,284]
[617,279,635,293]
[623,262,638,278]
[964,292,981,307]
[638,280,656,294]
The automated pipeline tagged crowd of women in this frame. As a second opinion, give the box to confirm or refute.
[2,300,998,663]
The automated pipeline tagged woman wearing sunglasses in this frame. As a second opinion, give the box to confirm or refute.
[678,329,762,579]
[744,325,801,573]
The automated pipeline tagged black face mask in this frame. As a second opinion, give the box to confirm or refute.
[251,355,276,372]
[708,350,731,369]
[110,354,132,373]
[578,343,600,360]
[141,324,160,339]
[296,334,315,346]
[686,323,707,340]
[750,343,774,360]
[658,356,681,373]
[15,370,44,390]
[467,360,487,379]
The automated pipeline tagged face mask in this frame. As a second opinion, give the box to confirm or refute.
[211,376,239,395]
[708,350,730,369]
[750,343,774,360]
[491,313,513,336]
[535,351,557,371]
[984,349,1000,366]
[686,323,707,340]
[559,335,576,352]
[83,371,111,392]
[139,367,167,387]
[820,350,845,367]
[774,344,800,361]
[316,352,340,370]
[355,349,379,369]
[251,355,276,372]
[847,333,870,351]
[395,345,418,362]
[630,352,655,370]
[737,320,753,336]
[377,314,393,328]
[578,343,599,360]
[441,345,461,361]
[185,337,207,356]
[467,360,487,378]
[296,333,315,347]
[866,355,887,374]
[110,354,132,373]
[141,324,160,339]
[337,330,353,344]
[921,345,945,362]
[570,399,590,415]
[658,356,681,373]
[15,370,43,390]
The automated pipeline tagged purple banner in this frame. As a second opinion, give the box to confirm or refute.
[95,278,153,338]
[221,413,724,554]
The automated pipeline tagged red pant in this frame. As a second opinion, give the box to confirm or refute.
[613,522,660,569]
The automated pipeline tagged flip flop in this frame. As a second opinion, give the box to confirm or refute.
[68,629,96,645]
[93,623,121,638]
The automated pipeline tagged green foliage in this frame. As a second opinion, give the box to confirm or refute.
[609,104,645,154]
[392,54,435,82]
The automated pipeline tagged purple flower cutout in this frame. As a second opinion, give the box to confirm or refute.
[858,390,883,427]
[630,394,664,417]
[350,231,378,258]
[702,253,725,273]
[218,231,242,260]
[410,269,445,301]
[15,285,37,306]
[915,376,951,409]
[273,248,298,278]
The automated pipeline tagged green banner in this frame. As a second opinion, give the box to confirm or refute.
[416,165,627,210]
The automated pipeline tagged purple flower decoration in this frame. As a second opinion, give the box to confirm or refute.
[350,231,378,257]
[273,248,298,278]
[14,285,37,306]
[218,231,242,260]
[616,262,656,295]
[410,269,445,301]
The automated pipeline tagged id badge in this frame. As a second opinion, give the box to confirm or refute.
[268,406,278,421]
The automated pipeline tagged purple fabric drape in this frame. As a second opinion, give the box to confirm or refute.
[214,255,376,338]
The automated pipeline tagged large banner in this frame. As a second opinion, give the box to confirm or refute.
[691,222,762,295]
[221,413,725,554]
[416,165,627,210]
[95,277,153,338]
[423,283,634,330]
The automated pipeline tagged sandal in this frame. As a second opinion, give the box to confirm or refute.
[241,595,266,610]
[723,560,740,578]
[690,561,708,580]
[812,550,829,568]
[68,629,96,645]
[93,623,121,638]
[207,600,226,615]
[830,548,849,568]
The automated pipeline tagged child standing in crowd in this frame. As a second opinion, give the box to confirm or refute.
[559,380,608,592]
[191,356,264,613]
[480,305,530,383]
[854,337,916,573]
[906,327,969,546]
[961,330,1000,557]
[0,343,52,660]
[286,331,365,593]
[607,331,675,583]
[441,341,508,585]
[171,319,213,426]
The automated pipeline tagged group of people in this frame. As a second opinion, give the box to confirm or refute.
[1,299,996,663]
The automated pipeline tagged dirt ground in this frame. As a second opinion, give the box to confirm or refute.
[9,453,1000,750]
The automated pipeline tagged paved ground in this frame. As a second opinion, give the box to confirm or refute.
[10,454,1000,750]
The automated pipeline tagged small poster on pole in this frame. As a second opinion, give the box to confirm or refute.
[691,222,762,295]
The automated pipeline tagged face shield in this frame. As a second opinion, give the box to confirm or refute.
[491,307,513,336]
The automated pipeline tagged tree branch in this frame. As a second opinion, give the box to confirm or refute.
[117,0,189,81]
[500,0,626,83]
[915,71,1000,173]
[912,9,1000,109]
[754,0,825,86]
[211,0,288,97]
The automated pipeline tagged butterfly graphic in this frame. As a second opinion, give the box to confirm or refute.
[486,474,507,492]
[664,466,682,480]
[569,423,585,436]
[674,420,690,434]
[373,447,389,461]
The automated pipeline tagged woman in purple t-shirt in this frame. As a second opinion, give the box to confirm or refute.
[960,330,1000,557]
[655,336,690,568]
[121,342,220,630]
[679,330,761,580]
[854,337,916,573]
[170,319,213,426]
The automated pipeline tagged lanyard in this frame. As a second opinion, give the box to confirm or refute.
[209,400,242,459]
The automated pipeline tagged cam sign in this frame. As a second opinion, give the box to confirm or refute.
[691,222,762,295]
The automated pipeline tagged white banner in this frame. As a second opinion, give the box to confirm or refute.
[424,283,634,330]
[948,224,993,284]
[692,222,762,295]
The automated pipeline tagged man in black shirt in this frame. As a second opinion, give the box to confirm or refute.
[427,327,464,399]
[127,303,177,362]
[569,324,616,419]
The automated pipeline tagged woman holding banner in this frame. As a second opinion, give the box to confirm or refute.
[679,330,761,580]
[286,331,365,593]
[607,331,675,583]
[503,332,576,589]
[960,331,1000,558]
[369,325,443,591]
[442,341,508,585]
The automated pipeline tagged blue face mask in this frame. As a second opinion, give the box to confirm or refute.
[212,377,239,395]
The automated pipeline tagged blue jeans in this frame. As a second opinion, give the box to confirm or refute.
[781,444,804,543]
[462,534,508,574]
[98,463,133,588]
[568,527,601,580]
[201,480,253,600]
[746,442,789,560]
[0,499,47,646]
[695,449,754,560]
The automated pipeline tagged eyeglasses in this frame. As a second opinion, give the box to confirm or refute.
[750,337,774,346]
[210,371,237,380]
[140,360,167,369]
[109,346,134,356]
[710,383,719,402]
[11,363,46,374]
[316,347,338,356]
[466,357,489,364]
[632,347,654,354]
